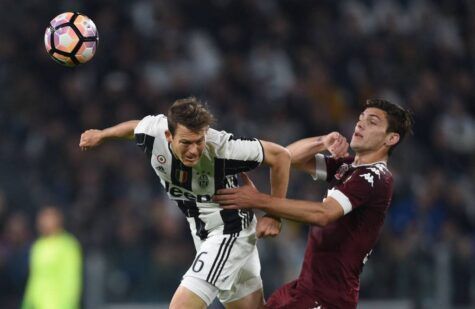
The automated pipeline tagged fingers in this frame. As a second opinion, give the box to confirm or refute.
[220,205,239,209]
[256,216,282,238]
[215,188,239,195]
[79,134,88,150]
[256,229,264,238]
[79,129,100,149]
[212,191,238,205]
[328,133,349,158]
[327,131,340,141]
[79,132,89,147]
[256,226,279,238]
[332,139,347,155]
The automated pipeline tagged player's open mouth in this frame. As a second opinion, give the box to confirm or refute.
[354,132,363,138]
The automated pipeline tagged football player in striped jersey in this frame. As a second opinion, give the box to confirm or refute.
[79,97,291,309]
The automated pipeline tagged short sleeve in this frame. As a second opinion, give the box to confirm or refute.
[207,129,264,173]
[134,114,167,155]
[327,168,375,214]
[134,114,167,136]
[312,153,328,180]
[313,155,355,182]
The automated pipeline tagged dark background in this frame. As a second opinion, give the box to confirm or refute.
[0,0,474,308]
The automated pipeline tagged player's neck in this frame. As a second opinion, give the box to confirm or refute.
[353,150,388,166]
[42,228,65,237]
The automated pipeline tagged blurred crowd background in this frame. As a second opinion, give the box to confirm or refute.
[1,0,475,308]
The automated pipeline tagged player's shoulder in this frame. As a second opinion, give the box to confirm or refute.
[141,114,167,126]
[353,161,393,188]
[206,127,230,146]
[135,114,168,136]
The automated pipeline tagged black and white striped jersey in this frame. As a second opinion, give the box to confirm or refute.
[134,114,264,240]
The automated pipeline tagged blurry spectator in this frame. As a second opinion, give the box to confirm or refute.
[0,212,31,308]
[22,207,82,309]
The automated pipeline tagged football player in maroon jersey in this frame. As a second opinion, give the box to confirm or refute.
[214,99,414,308]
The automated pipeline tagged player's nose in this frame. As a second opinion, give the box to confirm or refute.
[188,144,199,155]
[356,121,364,130]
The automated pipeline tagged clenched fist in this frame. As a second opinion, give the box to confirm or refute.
[79,129,104,150]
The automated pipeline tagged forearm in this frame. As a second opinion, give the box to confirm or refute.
[101,120,140,140]
[286,136,326,170]
[256,194,327,226]
[261,141,291,198]
[269,152,291,198]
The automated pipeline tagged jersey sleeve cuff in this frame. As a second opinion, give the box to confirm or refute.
[256,139,265,166]
[327,189,352,215]
[312,153,327,181]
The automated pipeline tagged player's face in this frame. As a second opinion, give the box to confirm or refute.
[37,207,63,236]
[166,124,207,167]
[350,107,393,154]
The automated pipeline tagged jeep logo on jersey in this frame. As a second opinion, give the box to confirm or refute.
[164,180,212,202]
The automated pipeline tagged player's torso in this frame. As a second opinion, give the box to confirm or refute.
[299,161,393,303]
[150,140,220,206]
[142,121,255,240]
[314,162,392,250]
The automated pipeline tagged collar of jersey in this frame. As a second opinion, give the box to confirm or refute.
[167,142,181,162]
[351,160,387,168]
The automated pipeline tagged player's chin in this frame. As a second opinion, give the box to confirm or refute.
[182,159,199,167]
[350,140,361,151]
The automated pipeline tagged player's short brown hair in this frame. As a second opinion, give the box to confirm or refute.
[167,97,215,135]
[364,98,414,155]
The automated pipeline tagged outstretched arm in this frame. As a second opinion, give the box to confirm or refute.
[286,132,349,176]
[79,120,140,150]
[214,173,344,227]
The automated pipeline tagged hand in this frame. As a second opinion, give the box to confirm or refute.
[322,132,349,158]
[213,173,261,209]
[256,215,281,238]
[79,129,104,150]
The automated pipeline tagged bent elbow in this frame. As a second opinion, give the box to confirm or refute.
[311,212,330,227]
[269,147,292,168]
[279,148,292,166]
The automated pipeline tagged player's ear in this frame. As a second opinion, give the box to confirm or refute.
[385,132,400,147]
[165,130,173,143]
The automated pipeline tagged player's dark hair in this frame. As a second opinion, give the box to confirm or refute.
[168,97,215,135]
[364,98,414,155]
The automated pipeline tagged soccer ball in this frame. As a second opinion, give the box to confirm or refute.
[44,12,99,67]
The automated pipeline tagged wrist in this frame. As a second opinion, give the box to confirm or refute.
[256,192,272,211]
[263,213,281,222]
[98,130,108,141]
[313,136,327,153]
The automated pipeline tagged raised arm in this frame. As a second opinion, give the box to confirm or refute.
[260,140,291,198]
[79,120,140,150]
[286,132,349,175]
[253,140,291,238]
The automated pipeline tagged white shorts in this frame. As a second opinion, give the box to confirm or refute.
[181,220,263,305]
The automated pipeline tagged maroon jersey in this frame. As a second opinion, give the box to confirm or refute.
[272,155,393,309]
